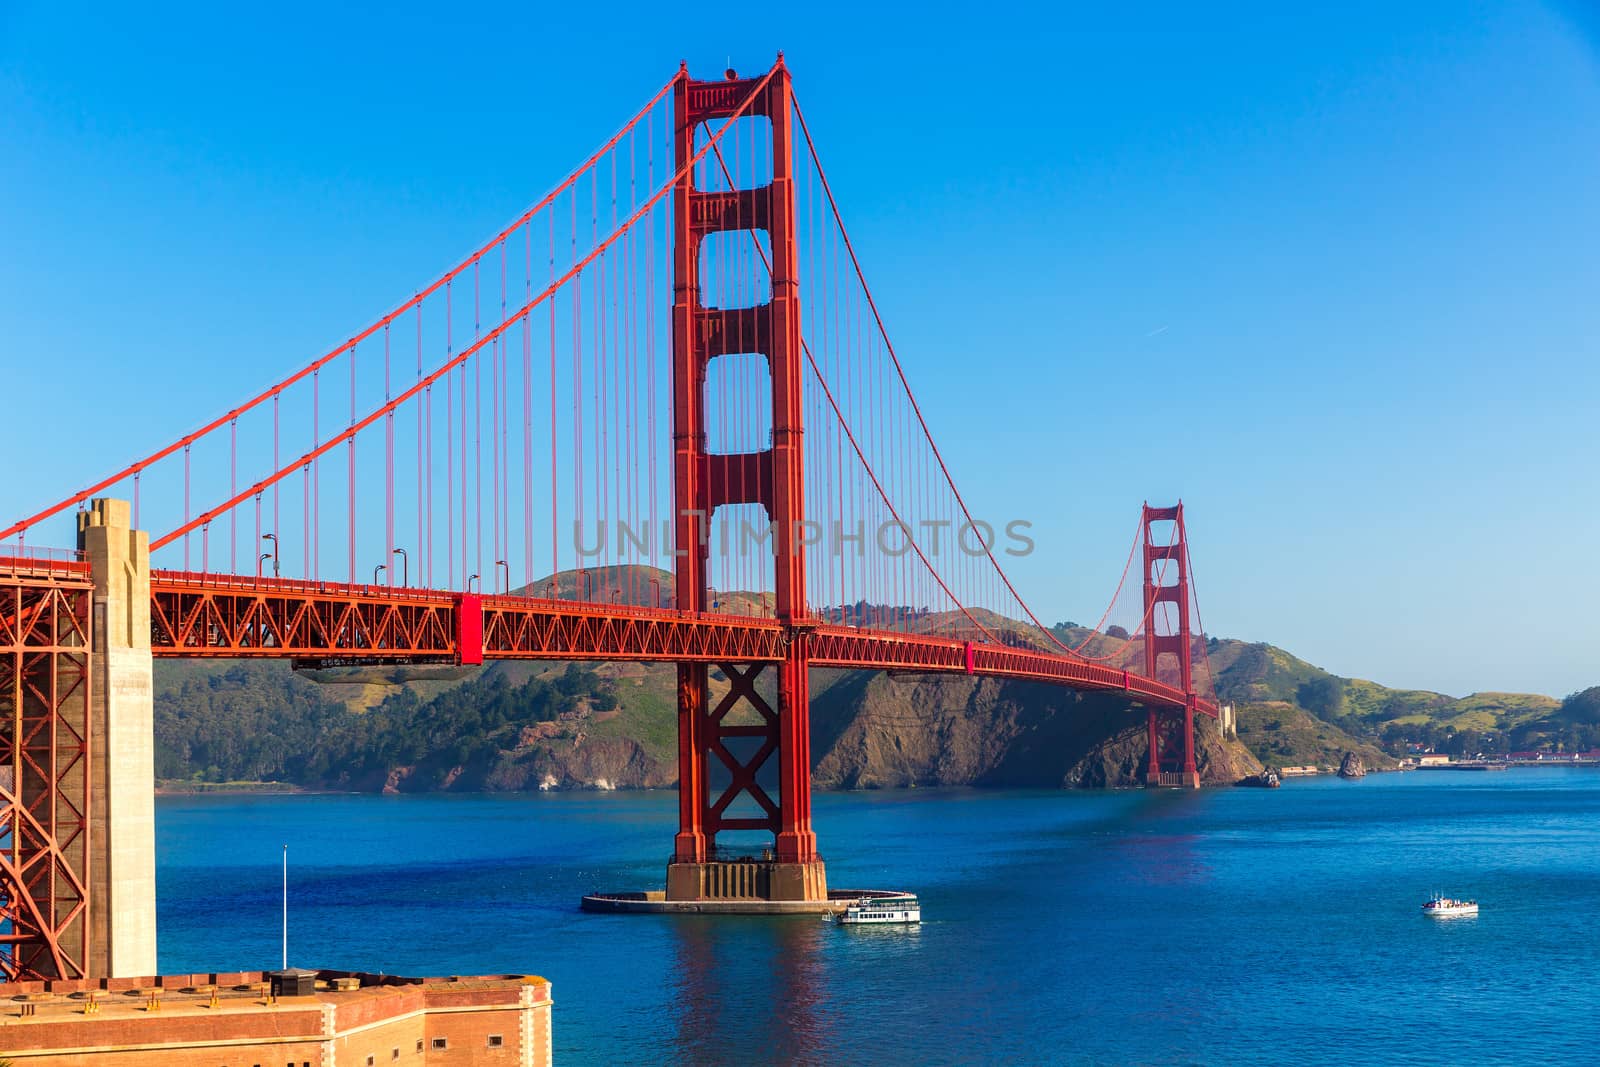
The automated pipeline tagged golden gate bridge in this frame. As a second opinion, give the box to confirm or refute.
[0,56,1217,981]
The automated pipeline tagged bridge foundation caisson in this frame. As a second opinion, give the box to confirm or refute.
[664,59,827,904]
[1141,503,1201,789]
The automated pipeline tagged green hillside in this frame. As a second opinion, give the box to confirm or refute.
[1047,620,1586,765]
[1233,702,1393,771]
[1203,637,1589,759]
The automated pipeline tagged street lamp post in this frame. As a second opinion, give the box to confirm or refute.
[258,552,272,579]
[261,533,279,577]
[467,574,480,593]
[393,547,407,588]
[373,564,386,587]
[496,560,509,595]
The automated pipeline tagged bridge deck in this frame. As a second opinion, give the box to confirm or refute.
[142,570,1214,716]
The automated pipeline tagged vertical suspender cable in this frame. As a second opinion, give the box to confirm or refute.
[573,189,584,598]
[470,262,476,588]
[273,394,280,557]
[446,283,454,589]
[645,110,658,597]
[385,324,394,585]
[183,444,191,570]
[597,164,609,593]
[592,168,603,596]
[489,251,499,582]
[524,222,534,595]
[416,303,424,586]
[348,344,357,584]
[550,201,559,593]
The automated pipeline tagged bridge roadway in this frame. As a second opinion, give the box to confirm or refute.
[147,568,1216,716]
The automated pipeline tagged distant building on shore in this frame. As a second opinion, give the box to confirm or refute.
[0,969,551,1066]
[1505,750,1600,763]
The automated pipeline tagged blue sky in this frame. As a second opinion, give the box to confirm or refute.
[3,1,1597,697]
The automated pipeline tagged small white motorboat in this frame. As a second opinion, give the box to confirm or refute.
[826,894,921,925]
[1421,894,1479,917]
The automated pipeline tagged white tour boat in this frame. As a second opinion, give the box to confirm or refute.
[1421,894,1479,917]
[829,894,921,925]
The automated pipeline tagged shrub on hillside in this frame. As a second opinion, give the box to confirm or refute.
[1296,675,1344,718]
[1562,686,1600,725]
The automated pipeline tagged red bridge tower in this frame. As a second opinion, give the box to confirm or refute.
[1142,503,1201,789]
[666,60,825,901]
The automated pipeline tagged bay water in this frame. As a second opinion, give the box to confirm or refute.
[158,769,1600,1065]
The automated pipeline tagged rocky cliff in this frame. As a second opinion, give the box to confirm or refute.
[366,667,1262,793]
[378,732,673,794]
[154,658,1263,793]
[810,672,1260,790]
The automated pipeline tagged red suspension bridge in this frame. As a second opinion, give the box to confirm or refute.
[1,57,1219,980]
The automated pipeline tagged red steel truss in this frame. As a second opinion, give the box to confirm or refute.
[0,565,93,982]
[149,571,788,666]
[482,600,783,664]
[151,570,460,665]
[699,663,783,836]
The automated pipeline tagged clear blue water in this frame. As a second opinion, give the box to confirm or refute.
[157,770,1600,1065]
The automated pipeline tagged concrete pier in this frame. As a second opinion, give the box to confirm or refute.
[77,499,157,978]
[590,856,856,914]
[666,858,828,903]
